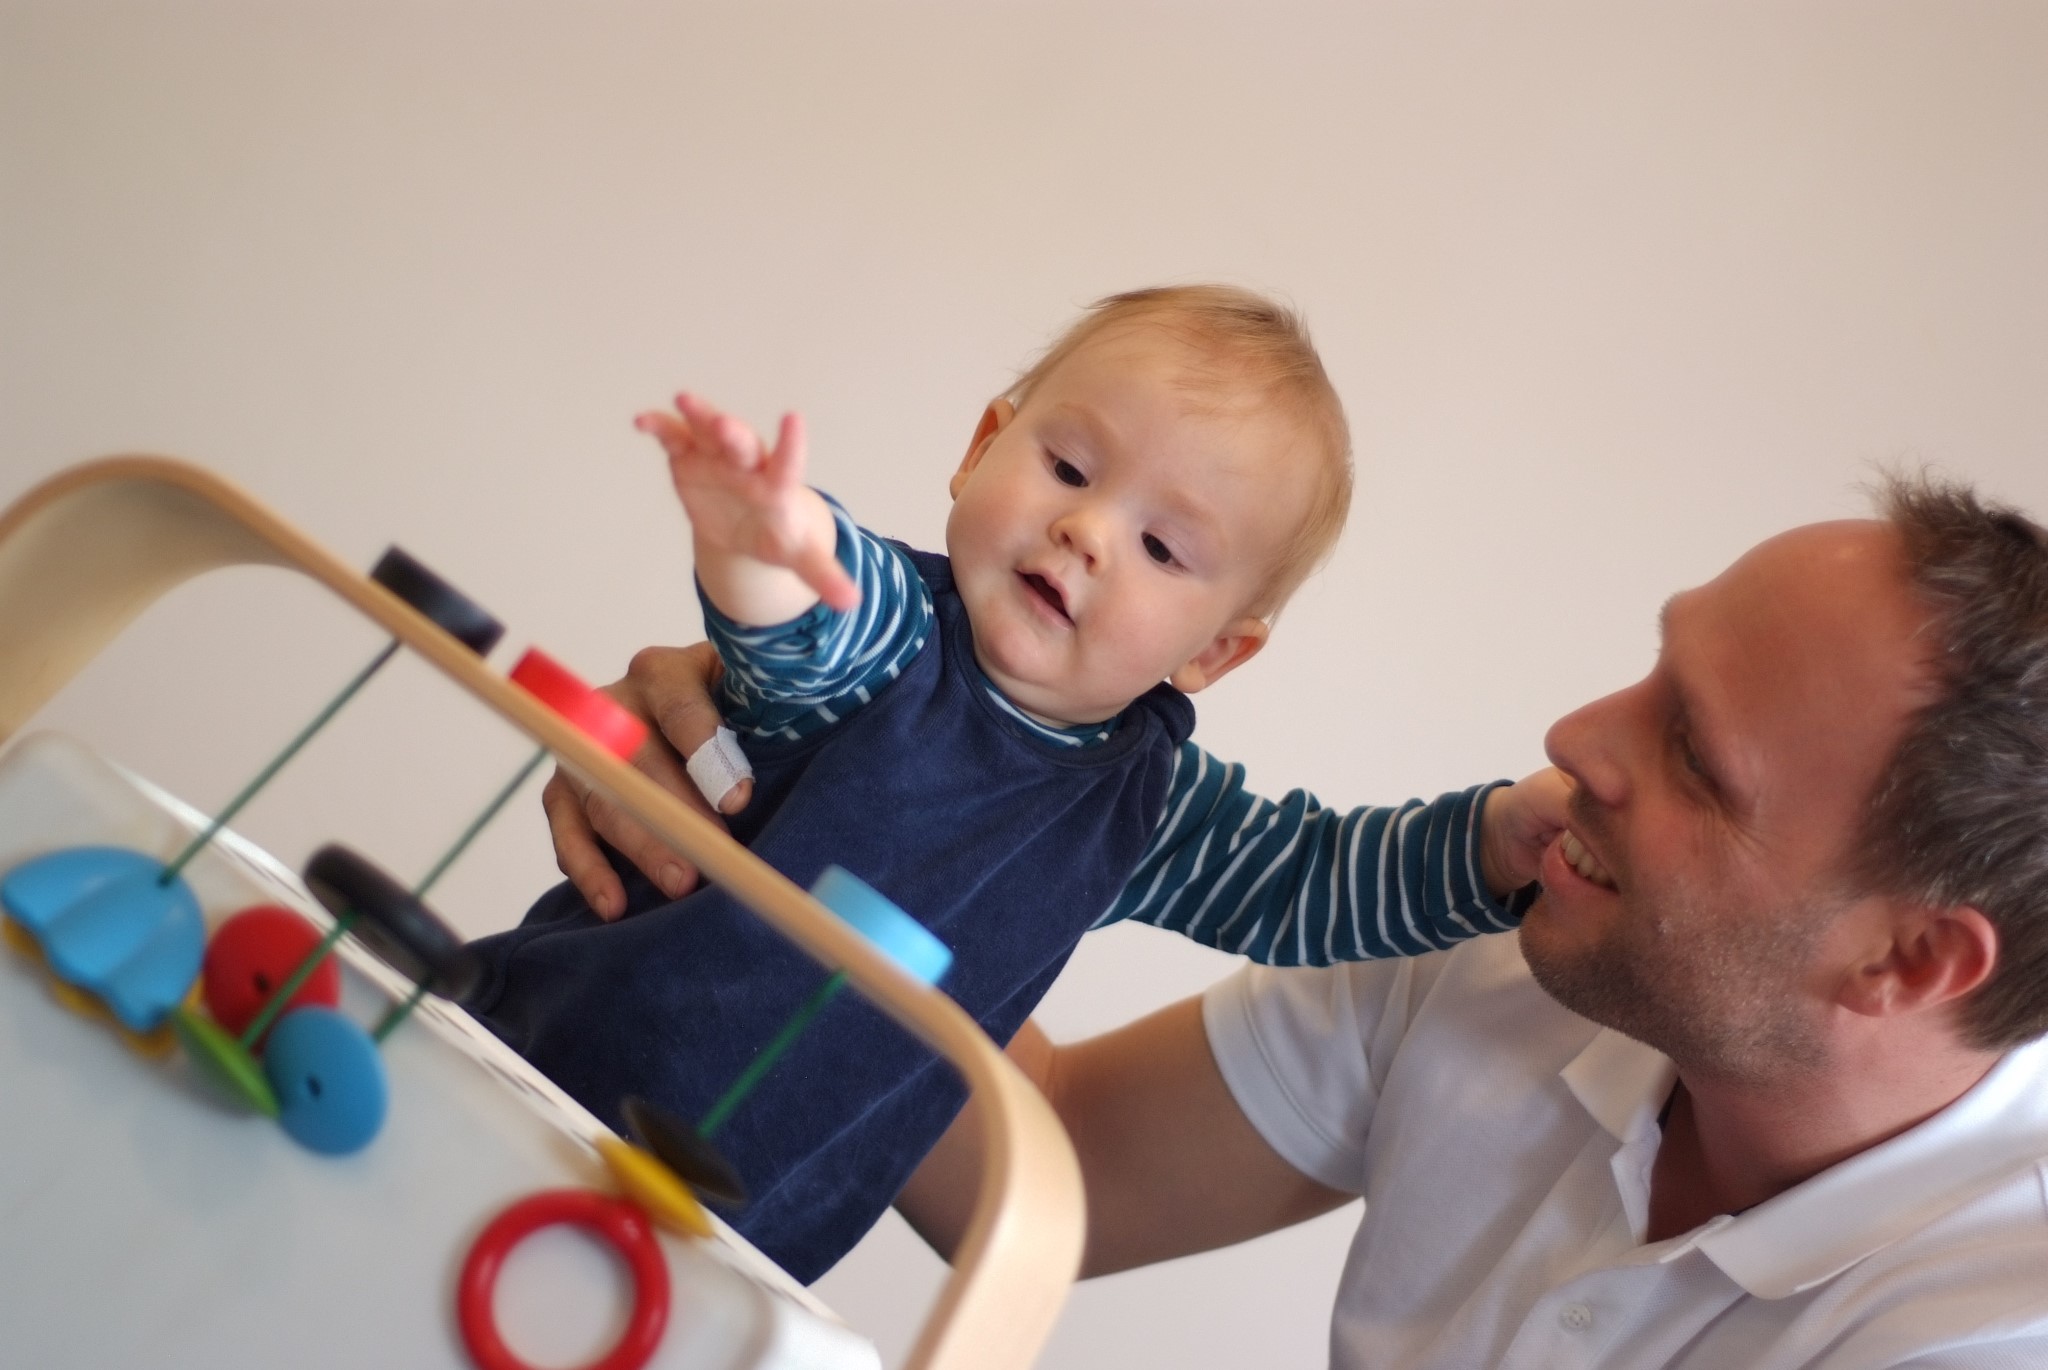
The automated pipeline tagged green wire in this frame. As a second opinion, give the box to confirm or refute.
[699,971,849,1137]
[161,640,399,885]
[239,911,357,1050]
[413,746,548,900]
[238,744,550,1046]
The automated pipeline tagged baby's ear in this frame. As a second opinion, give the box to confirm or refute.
[1169,617,1269,693]
[950,399,1016,500]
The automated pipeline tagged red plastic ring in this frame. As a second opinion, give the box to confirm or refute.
[509,649,651,761]
[457,1189,671,1370]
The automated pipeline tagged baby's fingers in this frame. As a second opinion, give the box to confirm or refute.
[673,393,763,473]
[634,409,698,458]
[762,412,809,491]
[1514,767,1574,835]
[793,538,862,613]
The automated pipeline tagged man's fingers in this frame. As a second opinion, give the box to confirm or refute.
[632,644,730,763]
[579,780,701,902]
[626,644,758,814]
[634,723,719,819]
[542,770,627,920]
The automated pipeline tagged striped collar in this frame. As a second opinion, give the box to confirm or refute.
[977,680,1117,747]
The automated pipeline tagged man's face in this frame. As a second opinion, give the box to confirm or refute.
[1524,521,1935,1082]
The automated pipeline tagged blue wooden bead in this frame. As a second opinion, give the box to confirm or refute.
[2,846,159,934]
[809,866,953,986]
[263,1007,387,1155]
[2,846,204,1031]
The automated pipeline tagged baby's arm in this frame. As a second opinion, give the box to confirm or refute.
[701,501,933,742]
[1100,745,1568,966]
[638,394,859,623]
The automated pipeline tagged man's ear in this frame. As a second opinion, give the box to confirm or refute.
[1168,617,1270,694]
[1836,901,1998,1020]
[950,399,1016,500]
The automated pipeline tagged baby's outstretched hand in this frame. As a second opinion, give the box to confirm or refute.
[637,393,860,613]
[1478,767,1572,898]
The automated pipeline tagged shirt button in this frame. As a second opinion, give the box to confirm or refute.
[1559,1303,1595,1332]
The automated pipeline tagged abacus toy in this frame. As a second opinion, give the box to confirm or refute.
[0,545,501,1058]
[167,645,653,1156]
[0,457,1083,1370]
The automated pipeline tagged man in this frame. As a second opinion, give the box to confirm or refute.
[546,475,2048,1367]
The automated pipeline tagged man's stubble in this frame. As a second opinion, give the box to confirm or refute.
[1520,807,1838,1086]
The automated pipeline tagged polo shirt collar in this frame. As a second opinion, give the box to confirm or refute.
[1559,1027,2048,1300]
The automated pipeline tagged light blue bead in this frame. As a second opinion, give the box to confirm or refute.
[92,890,205,1031]
[2,846,161,934]
[2,846,203,1031]
[264,1008,388,1156]
[809,866,952,986]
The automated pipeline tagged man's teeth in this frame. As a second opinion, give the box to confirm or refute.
[1559,831,1617,890]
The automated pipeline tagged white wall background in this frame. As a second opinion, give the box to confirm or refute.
[5,2,2046,1366]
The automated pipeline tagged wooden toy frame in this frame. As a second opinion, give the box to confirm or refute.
[0,455,1085,1370]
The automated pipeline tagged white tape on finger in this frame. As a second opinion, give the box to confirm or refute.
[685,727,754,810]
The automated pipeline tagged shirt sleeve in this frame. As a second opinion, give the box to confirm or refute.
[1200,960,1408,1194]
[699,499,932,744]
[1098,741,1536,966]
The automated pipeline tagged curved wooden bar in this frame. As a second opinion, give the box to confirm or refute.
[0,456,1084,1370]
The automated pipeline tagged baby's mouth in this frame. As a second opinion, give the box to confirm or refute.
[1019,572,1071,624]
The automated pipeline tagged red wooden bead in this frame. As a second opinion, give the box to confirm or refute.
[201,905,340,1041]
[508,649,650,761]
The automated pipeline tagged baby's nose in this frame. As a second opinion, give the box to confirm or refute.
[1051,507,1109,566]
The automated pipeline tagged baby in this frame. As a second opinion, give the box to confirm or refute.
[466,286,1562,1280]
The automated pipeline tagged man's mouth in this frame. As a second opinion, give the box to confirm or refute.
[1019,572,1071,624]
[1559,831,1618,890]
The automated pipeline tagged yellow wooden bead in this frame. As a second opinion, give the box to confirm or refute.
[596,1136,714,1239]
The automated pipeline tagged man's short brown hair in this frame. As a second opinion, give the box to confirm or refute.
[1857,472,2048,1050]
[1010,284,1352,619]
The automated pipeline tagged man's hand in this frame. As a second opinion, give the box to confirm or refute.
[636,393,860,618]
[1478,766,1572,897]
[542,642,753,921]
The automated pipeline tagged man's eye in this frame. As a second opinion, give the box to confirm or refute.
[1051,458,1086,487]
[1143,533,1175,565]
[1679,735,1712,783]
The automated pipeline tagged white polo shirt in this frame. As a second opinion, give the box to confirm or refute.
[1203,933,2048,1368]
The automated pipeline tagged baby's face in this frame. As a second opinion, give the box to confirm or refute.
[945,325,1316,726]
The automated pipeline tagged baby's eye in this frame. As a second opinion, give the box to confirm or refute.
[1142,533,1175,565]
[1051,457,1086,487]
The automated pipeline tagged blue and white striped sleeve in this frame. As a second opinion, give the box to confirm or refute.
[1098,741,1532,966]
[698,500,932,744]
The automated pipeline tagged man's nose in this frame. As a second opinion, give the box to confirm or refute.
[1544,688,1634,810]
